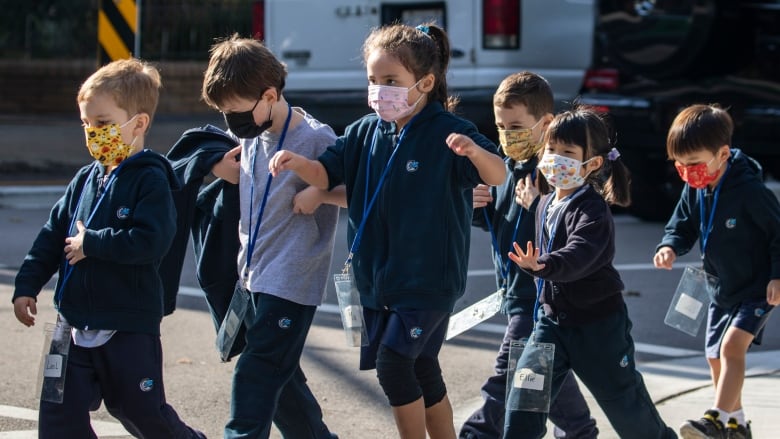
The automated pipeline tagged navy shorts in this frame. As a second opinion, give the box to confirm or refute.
[359,307,449,371]
[705,298,774,358]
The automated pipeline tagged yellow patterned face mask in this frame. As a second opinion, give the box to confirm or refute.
[84,115,137,167]
[497,118,544,162]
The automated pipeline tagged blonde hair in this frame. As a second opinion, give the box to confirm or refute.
[77,58,161,129]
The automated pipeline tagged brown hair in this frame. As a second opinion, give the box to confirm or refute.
[362,22,458,111]
[493,72,554,119]
[545,105,632,207]
[666,104,733,159]
[202,33,287,109]
[77,58,161,130]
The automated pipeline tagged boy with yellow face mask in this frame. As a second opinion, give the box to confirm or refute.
[12,58,205,438]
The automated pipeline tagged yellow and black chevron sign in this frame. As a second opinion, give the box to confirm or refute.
[98,0,138,64]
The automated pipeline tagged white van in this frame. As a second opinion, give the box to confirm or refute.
[254,0,596,134]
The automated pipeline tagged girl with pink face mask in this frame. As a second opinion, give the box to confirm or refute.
[270,22,506,439]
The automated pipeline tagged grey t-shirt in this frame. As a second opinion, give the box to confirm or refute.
[234,107,340,306]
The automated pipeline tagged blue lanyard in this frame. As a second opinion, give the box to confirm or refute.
[698,162,730,257]
[483,205,523,290]
[343,118,417,270]
[55,161,126,305]
[244,105,293,280]
[531,185,587,322]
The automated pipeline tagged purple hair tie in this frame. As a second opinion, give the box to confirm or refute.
[416,25,430,34]
[607,147,621,161]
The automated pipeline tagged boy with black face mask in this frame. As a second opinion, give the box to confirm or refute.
[202,34,346,439]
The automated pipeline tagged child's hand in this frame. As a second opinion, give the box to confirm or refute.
[64,220,87,265]
[653,246,676,270]
[473,184,492,208]
[212,145,241,184]
[515,174,539,209]
[446,133,477,157]
[269,150,304,177]
[508,241,546,271]
[767,279,780,306]
[293,186,324,214]
[13,296,37,327]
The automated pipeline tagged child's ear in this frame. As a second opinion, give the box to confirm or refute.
[261,86,278,103]
[718,144,731,161]
[419,73,435,93]
[134,113,151,134]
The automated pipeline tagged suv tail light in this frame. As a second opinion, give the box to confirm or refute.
[252,1,265,41]
[584,68,619,92]
[483,0,520,49]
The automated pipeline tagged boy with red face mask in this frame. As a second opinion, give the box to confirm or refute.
[654,104,780,439]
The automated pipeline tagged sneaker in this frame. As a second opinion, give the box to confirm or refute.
[725,418,752,439]
[679,409,726,439]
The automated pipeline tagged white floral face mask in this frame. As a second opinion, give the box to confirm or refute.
[537,153,594,190]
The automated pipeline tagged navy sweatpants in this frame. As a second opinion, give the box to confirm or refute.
[225,292,334,439]
[459,312,597,439]
[38,331,203,439]
[504,306,677,439]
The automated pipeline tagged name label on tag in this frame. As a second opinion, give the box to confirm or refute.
[43,354,63,378]
[513,368,545,391]
[674,292,703,320]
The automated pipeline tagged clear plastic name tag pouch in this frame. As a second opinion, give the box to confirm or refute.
[333,264,368,347]
[36,314,72,404]
[506,336,555,413]
[664,265,718,336]
[446,288,504,340]
[216,280,256,362]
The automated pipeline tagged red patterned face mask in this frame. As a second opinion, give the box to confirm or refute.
[674,156,721,189]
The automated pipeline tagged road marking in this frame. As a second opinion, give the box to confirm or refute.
[0,405,129,438]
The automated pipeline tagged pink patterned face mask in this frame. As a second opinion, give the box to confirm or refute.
[367,80,423,122]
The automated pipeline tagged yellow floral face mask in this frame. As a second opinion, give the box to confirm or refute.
[84,115,137,167]
[497,118,544,162]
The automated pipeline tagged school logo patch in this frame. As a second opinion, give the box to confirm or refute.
[619,354,629,368]
[139,378,154,392]
[409,327,423,339]
[725,218,736,229]
[406,160,419,172]
[116,206,131,219]
[278,317,292,329]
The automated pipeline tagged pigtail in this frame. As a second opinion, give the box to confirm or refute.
[418,23,459,112]
[601,157,632,207]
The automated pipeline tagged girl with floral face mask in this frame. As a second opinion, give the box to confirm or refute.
[504,107,677,439]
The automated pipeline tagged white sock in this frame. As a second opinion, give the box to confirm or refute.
[729,408,746,425]
[710,407,729,424]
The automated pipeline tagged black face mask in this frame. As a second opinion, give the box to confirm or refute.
[224,96,273,139]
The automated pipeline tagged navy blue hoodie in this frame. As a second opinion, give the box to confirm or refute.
[657,149,780,308]
[13,150,179,335]
[472,158,540,316]
[318,101,499,312]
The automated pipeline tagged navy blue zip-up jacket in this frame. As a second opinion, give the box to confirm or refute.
[472,157,540,316]
[528,185,625,326]
[318,101,499,312]
[160,125,240,322]
[657,149,780,308]
[13,150,179,335]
